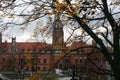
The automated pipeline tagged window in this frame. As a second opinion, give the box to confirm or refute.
[37,57,41,64]
[31,57,34,63]
[2,56,5,62]
[75,58,78,64]
[43,57,47,64]
[14,57,16,63]
[43,67,46,71]
[38,58,40,64]
[80,59,82,63]
[26,66,29,71]
[22,49,25,52]
[14,57,16,61]
[20,58,25,65]
[65,59,70,64]
[59,64,62,69]
[37,66,40,71]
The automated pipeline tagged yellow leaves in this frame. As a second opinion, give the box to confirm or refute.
[71,3,77,8]
[82,1,99,6]
[82,8,87,11]
[8,14,14,18]
[60,51,64,57]
[30,72,42,80]
[25,51,32,66]
[26,13,40,20]
[81,18,88,24]
[54,20,61,26]
[50,9,56,15]
[2,24,8,31]
[89,9,96,15]
[32,13,40,19]
[110,1,120,5]
[25,54,31,60]
[56,1,66,12]
[0,3,2,7]
[93,1,99,6]
[82,1,90,5]
[61,15,66,19]
[43,7,47,10]
[55,0,78,16]
[42,26,48,32]
[71,10,78,16]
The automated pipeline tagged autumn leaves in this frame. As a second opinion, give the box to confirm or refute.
[54,0,100,25]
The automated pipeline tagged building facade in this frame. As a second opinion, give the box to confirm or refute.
[0,18,106,79]
[0,37,89,71]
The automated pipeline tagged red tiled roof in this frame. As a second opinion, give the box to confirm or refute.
[2,41,90,52]
[17,42,46,51]
[68,41,90,52]
[2,42,53,51]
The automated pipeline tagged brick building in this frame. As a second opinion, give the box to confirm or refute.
[0,36,90,71]
[0,18,106,79]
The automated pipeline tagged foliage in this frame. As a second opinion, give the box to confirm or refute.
[29,71,56,80]
[29,72,42,80]
[25,51,32,66]
[0,0,120,80]
[2,55,16,71]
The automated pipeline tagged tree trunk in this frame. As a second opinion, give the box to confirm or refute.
[113,65,120,80]
[113,24,120,80]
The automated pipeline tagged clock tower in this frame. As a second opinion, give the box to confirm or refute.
[52,15,64,50]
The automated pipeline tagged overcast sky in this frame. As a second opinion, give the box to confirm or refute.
[1,0,119,43]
